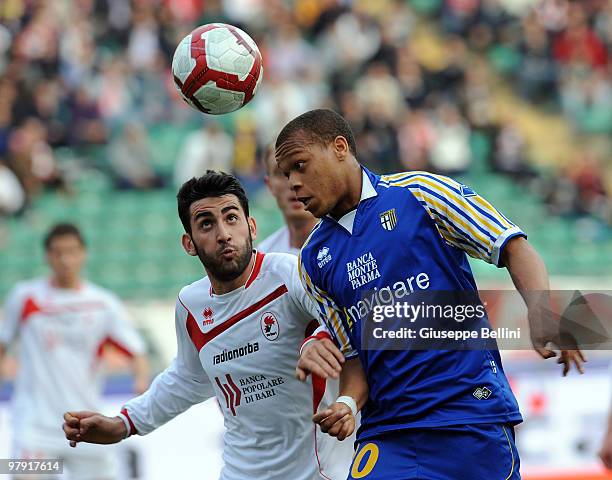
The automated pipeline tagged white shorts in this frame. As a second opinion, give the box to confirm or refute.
[12,439,117,480]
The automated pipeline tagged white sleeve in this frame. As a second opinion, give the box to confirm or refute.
[105,293,146,356]
[299,324,333,356]
[119,298,215,435]
[287,256,322,322]
[0,286,25,347]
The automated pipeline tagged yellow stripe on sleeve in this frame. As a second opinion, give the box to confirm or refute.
[298,254,354,355]
[384,172,522,264]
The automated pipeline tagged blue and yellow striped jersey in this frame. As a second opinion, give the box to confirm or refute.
[298,167,524,441]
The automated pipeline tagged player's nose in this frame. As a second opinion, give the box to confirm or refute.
[287,173,302,194]
[216,224,232,243]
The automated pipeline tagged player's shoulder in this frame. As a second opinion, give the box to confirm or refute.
[5,277,46,301]
[299,219,333,268]
[260,251,299,277]
[380,170,463,192]
[81,281,125,306]
[178,276,210,304]
[257,226,288,253]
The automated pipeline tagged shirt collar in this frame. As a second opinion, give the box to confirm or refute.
[327,168,378,234]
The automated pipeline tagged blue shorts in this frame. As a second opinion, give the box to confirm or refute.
[347,424,520,480]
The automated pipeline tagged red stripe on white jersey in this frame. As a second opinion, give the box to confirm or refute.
[96,336,135,359]
[182,283,288,351]
[312,374,326,414]
[120,407,137,435]
[245,251,265,289]
[20,297,41,324]
[305,319,319,338]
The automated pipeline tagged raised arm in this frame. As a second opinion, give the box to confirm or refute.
[501,236,585,375]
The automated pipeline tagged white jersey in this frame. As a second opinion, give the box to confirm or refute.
[258,226,299,256]
[0,278,146,449]
[258,226,356,480]
[120,253,335,480]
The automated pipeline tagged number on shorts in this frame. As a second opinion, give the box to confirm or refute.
[350,442,379,478]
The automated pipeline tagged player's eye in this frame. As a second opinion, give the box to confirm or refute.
[295,161,305,170]
[227,214,238,223]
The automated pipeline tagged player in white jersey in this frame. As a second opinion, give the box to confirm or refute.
[0,223,149,480]
[259,144,357,479]
[62,172,367,480]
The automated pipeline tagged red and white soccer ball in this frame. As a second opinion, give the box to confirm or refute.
[171,23,263,115]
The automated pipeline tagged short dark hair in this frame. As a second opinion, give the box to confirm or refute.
[275,109,357,157]
[177,171,250,234]
[44,223,85,250]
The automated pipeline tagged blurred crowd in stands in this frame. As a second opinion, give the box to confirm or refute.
[0,0,609,223]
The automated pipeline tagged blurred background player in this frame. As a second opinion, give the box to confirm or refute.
[259,145,357,479]
[259,143,319,255]
[0,223,149,480]
[62,172,367,480]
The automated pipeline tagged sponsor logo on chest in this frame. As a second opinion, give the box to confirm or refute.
[215,373,286,416]
[346,252,381,290]
[213,341,259,365]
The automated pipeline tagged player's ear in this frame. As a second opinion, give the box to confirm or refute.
[333,135,349,161]
[264,175,271,191]
[181,233,198,257]
[248,217,257,242]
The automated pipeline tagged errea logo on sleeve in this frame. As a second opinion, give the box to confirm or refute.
[317,247,332,268]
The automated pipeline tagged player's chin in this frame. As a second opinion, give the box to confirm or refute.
[305,198,325,218]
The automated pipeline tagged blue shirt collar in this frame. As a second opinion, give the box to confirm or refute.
[326,166,378,234]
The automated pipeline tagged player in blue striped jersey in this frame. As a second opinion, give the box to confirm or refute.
[275,109,585,480]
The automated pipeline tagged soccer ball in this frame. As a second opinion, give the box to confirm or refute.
[171,23,263,115]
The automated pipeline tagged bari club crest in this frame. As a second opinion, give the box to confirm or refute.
[379,208,398,231]
[260,312,280,341]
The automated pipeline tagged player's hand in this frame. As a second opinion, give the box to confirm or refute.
[63,411,127,447]
[313,402,355,441]
[599,429,612,470]
[555,349,586,376]
[296,337,344,381]
[528,307,586,376]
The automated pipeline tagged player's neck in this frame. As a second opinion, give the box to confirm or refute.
[50,276,82,290]
[329,162,362,219]
[285,218,317,249]
[208,251,257,295]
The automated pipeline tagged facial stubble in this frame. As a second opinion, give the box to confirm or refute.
[193,231,254,282]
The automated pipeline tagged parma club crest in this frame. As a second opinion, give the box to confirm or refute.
[379,208,398,231]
